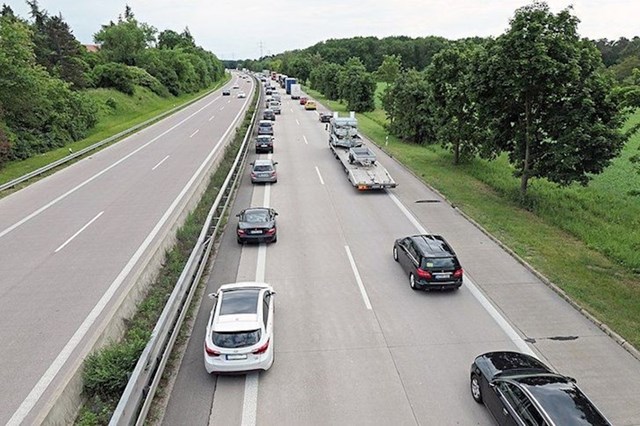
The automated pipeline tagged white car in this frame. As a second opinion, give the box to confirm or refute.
[204,282,275,374]
[232,83,240,89]
[237,91,246,98]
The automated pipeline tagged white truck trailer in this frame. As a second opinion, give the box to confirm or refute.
[328,112,397,190]
[290,83,301,99]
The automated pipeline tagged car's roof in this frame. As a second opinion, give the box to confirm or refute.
[409,234,456,257]
[515,376,610,425]
[241,207,271,214]
[254,159,274,166]
[259,120,273,125]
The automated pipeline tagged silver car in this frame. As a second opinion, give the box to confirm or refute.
[250,159,278,184]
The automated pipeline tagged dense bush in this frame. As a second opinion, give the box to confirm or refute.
[128,66,169,97]
[91,62,135,95]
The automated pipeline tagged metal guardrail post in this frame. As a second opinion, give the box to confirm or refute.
[109,76,261,425]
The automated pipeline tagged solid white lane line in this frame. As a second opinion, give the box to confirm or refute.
[54,211,104,253]
[241,373,259,426]
[255,244,267,283]
[315,166,325,185]
[296,119,300,125]
[209,115,215,121]
[7,95,249,426]
[152,155,170,170]
[344,245,373,310]
[0,94,223,241]
[303,135,308,145]
[190,129,200,138]
[387,192,534,356]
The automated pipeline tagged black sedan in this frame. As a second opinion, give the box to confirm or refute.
[222,89,231,96]
[236,208,278,244]
[319,112,333,123]
[470,351,610,426]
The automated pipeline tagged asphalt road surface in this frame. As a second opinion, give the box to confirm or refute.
[0,73,254,425]
[164,82,640,426]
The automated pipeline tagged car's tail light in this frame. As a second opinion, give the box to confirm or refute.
[251,173,257,178]
[266,228,276,235]
[253,339,270,355]
[270,171,276,176]
[205,343,220,357]
[453,268,463,278]
[238,229,246,235]
[417,268,432,279]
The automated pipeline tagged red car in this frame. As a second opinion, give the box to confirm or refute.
[299,97,308,105]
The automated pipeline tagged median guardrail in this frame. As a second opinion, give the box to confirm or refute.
[109,79,260,426]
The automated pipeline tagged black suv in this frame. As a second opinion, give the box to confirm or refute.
[393,234,463,291]
[263,109,276,121]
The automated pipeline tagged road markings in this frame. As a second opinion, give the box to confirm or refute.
[152,155,170,170]
[315,166,325,185]
[6,94,250,426]
[290,108,293,113]
[55,211,104,253]
[296,119,300,125]
[220,106,225,111]
[209,115,215,121]
[303,135,308,145]
[190,129,199,138]
[344,245,373,310]
[387,192,534,356]
[0,93,225,241]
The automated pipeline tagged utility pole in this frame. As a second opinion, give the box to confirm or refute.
[258,41,264,59]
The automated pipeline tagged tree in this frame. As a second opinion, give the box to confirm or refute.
[375,54,401,84]
[476,2,626,197]
[427,43,488,164]
[94,6,156,66]
[382,69,434,144]
[338,57,375,112]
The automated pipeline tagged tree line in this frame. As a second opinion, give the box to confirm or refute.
[239,2,640,197]
[0,2,224,167]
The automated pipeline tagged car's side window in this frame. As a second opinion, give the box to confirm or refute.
[262,294,270,325]
[498,382,546,426]
[407,243,419,263]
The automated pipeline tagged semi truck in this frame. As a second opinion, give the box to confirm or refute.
[290,84,301,99]
[285,77,297,95]
[328,112,397,190]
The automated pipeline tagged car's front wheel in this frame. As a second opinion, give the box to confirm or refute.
[409,273,418,290]
[393,246,398,262]
[470,373,483,403]
[237,237,243,244]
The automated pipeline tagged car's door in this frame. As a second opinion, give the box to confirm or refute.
[493,381,542,426]
[397,238,411,271]
[406,242,420,275]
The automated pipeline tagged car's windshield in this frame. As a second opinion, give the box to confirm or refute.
[242,210,270,223]
[421,257,457,269]
[212,329,261,348]
[253,165,273,172]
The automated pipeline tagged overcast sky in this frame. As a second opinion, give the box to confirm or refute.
[5,0,640,60]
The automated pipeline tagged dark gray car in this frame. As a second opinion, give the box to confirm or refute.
[255,135,274,153]
[236,207,278,244]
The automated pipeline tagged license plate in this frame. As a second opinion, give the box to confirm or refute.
[250,230,262,234]
[226,354,247,360]
[260,173,269,177]
[434,273,451,279]
[261,144,268,147]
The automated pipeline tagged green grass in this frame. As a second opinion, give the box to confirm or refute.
[0,74,230,186]
[305,85,640,350]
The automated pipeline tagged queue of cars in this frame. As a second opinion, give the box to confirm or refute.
[204,74,611,425]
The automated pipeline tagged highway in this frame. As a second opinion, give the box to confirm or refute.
[161,81,640,425]
[0,73,254,425]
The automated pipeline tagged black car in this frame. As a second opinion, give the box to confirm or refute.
[263,109,276,121]
[319,112,333,123]
[471,351,611,426]
[255,135,274,154]
[236,207,278,244]
[222,89,231,96]
[393,234,463,290]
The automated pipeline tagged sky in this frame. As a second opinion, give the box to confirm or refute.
[5,0,640,60]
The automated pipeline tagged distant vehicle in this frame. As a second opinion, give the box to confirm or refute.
[290,83,301,100]
[250,158,278,183]
[236,207,278,244]
[269,101,281,114]
[257,120,274,136]
[222,90,231,96]
[232,83,240,89]
[265,88,273,96]
[393,234,463,290]
[263,109,276,121]
[319,112,333,122]
[471,351,611,426]
[271,93,281,102]
[254,135,274,154]
[304,100,317,110]
[299,97,308,105]
[204,282,275,374]
[285,77,297,94]
[264,95,273,108]
[237,91,246,98]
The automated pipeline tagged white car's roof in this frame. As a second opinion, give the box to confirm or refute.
[219,281,271,291]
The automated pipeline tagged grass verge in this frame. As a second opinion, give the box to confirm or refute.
[304,85,640,350]
[0,74,230,188]
[75,84,256,426]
